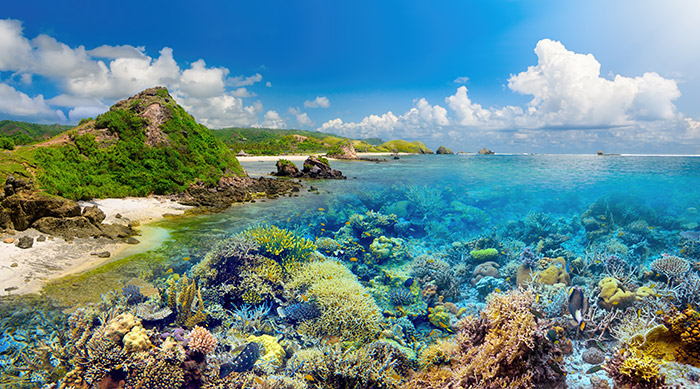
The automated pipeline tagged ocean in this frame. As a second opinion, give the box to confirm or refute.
[2,154,700,388]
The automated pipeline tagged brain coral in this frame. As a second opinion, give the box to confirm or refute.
[288,259,384,343]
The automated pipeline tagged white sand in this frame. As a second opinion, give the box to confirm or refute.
[0,196,191,295]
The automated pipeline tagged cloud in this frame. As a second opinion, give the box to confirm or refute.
[229,73,263,87]
[266,81,272,87]
[304,96,330,108]
[453,76,469,84]
[0,19,273,127]
[289,107,314,127]
[88,44,146,59]
[179,59,228,98]
[0,83,66,122]
[321,39,691,151]
[261,110,286,128]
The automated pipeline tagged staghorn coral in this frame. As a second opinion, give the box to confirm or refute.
[650,255,690,280]
[246,224,316,273]
[168,273,208,328]
[287,259,384,343]
[188,326,218,355]
[191,234,261,285]
[611,308,662,348]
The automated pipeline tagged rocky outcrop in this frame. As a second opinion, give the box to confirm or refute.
[178,175,302,208]
[0,175,134,240]
[436,145,454,155]
[273,156,345,180]
[478,147,495,155]
[327,139,357,159]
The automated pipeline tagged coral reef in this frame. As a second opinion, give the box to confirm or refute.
[167,273,208,328]
[188,326,218,355]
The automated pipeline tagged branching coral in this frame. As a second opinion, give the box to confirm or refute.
[246,224,316,272]
[604,348,666,389]
[408,289,564,388]
[287,260,384,344]
[651,255,690,280]
[168,274,207,328]
[188,326,218,355]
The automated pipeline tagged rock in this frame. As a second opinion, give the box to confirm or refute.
[115,213,123,219]
[4,237,14,244]
[126,237,140,244]
[1,191,81,231]
[3,175,33,197]
[10,263,18,267]
[93,251,111,258]
[33,216,102,240]
[16,236,33,249]
[36,235,46,242]
[301,156,346,179]
[98,223,134,240]
[82,205,106,224]
[273,159,300,177]
[436,145,454,155]
[178,175,302,208]
[597,150,604,156]
[327,138,358,159]
[477,147,495,155]
[582,348,605,365]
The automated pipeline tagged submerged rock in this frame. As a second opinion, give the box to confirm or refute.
[15,236,33,249]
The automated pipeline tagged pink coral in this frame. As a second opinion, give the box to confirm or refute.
[187,326,217,354]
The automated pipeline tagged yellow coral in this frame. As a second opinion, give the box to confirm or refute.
[289,260,383,343]
[537,257,570,285]
[241,289,262,305]
[123,325,152,353]
[168,274,207,328]
[104,313,139,342]
[599,277,635,309]
[246,225,316,272]
[619,353,664,383]
[427,305,451,331]
[247,334,285,368]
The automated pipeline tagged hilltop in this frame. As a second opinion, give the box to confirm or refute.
[212,127,433,155]
[0,120,72,150]
[1,87,247,200]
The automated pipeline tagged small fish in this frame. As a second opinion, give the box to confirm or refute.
[321,223,325,226]
[586,365,603,374]
[287,217,290,222]
[546,329,559,344]
[253,377,264,384]
[612,301,619,305]
[321,228,326,232]
[219,342,260,378]
[304,374,315,381]
[568,286,589,331]
[300,294,309,302]
[529,308,544,319]
[428,329,437,337]
[637,309,642,318]
[183,256,190,261]
[349,257,358,262]
[594,340,607,352]
[506,277,511,282]
[404,278,414,288]
[656,310,664,315]
[318,208,325,211]
[166,268,174,274]
[535,294,540,303]
[364,232,371,236]
[494,288,502,293]
[548,360,567,376]
[345,221,351,225]
[308,223,313,227]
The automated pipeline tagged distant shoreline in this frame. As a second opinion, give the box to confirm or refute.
[236,152,412,162]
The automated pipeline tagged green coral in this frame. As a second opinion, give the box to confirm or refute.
[470,248,498,263]
[167,274,207,328]
[246,225,316,272]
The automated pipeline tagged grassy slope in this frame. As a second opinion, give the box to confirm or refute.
[212,127,433,155]
[1,88,245,200]
[0,120,72,145]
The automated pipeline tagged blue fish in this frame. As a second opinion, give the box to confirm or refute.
[219,342,260,378]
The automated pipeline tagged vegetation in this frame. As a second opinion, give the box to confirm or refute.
[211,127,433,155]
[1,87,245,200]
[0,120,72,145]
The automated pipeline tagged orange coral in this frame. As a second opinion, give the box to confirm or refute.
[666,308,700,366]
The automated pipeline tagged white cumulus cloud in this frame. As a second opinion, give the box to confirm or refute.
[261,110,286,129]
[0,83,66,122]
[304,96,330,109]
[289,107,314,127]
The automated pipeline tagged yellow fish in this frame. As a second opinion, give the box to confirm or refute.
[305,374,315,382]
[321,223,325,226]
[318,208,325,212]
[300,294,309,302]
[494,288,502,293]
[345,221,351,225]
[349,257,358,262]
[166,268,174,274]
[183,257,190,261]
[364,232,371,236]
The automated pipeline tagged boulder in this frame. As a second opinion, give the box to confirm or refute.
[477,147,495,155]
[273,159,300,177]
[327,139,358,159]
[33,216,102,240]
[436,145,454,155]
[1,191,81,231]
[16,236,33,249]
[3,175,33,197]
[82,205,106,224]
[98,223,134,240]
[301,156,345,179]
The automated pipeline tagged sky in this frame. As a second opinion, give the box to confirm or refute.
[1,0,699,153]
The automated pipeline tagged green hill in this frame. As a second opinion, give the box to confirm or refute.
[1,87,244,200]
[0,120,72,149]
[212,127,432,155]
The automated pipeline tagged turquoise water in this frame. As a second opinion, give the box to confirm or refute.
[2,154,700,388]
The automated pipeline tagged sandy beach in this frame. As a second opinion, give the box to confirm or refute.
[0,196,191,295]
[236,151,409,163]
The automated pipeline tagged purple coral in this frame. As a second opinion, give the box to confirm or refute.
[519,247,539,269]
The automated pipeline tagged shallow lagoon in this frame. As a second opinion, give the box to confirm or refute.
[2,154,700,388]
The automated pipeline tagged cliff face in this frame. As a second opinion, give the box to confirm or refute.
[31,87,245,200]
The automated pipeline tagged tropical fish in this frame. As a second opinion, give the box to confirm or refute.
[404,277,414,288]
[318,208,325,211]
[546,329,559,344]
[568,286,589,331]
[586,365,603,374]
[349,257,358,262]
[219,342,260,378]
[529,307,544,319]
[547,360,567,376]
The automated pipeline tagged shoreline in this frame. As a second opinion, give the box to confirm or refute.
[237,151,411,162]
[0,196,191,296]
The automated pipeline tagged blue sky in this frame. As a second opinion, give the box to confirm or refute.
[1,0,699,153]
